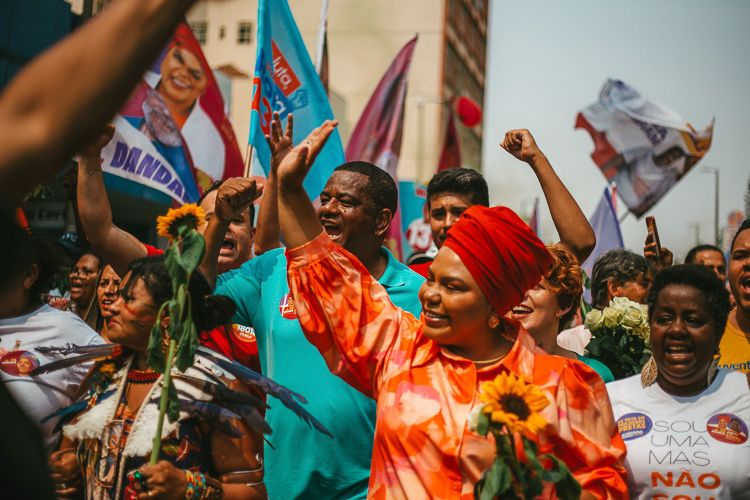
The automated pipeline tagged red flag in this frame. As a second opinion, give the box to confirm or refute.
[315,0,330,95]
[437,104,462,171]
[345,36,418,260]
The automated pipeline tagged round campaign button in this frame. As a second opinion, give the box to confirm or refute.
[279,292,298,320]
[616,412,652,441]
[233,324,257,343]
[0,350,40,377]
[707,413,749,444]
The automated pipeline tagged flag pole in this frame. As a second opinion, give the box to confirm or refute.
[244,143,254,178]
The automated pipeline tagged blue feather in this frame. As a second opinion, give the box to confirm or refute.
[174,374,269,410]
[200,351,332,438]
[179,401,245,438]
[35,344,117,356]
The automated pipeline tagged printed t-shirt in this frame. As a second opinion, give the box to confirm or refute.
[577,353,614,383]
[215,246,424,500]
[141,243,262,372]
[0,305,106,450]
[718,316,750,372]
[608,370,750,499]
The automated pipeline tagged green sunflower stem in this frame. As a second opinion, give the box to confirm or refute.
[508,431,527,497]
[150,338,177,465]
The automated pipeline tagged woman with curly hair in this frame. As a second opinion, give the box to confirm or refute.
[510,246,614,382]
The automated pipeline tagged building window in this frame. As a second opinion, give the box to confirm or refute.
[190,22,208,45]
[219,26,226,40]
[237,22,253,45]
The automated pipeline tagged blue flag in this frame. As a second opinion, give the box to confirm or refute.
[582,187,624,302]
[249,0,344,199]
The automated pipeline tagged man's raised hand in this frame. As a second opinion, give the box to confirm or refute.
[277,120,338,192]
[80,123,115,159]
[265,112,294,174]
[500,129,543,164]
[214,178,264,223]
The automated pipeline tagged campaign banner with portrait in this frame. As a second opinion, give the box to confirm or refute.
[100,22,244,205]
[399,181,432,262]
[248,0,345,201]
[576,79,714,218]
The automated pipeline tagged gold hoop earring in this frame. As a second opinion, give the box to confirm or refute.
[707,357,720,386]
[641,356,658,388]
[488,316,500,329]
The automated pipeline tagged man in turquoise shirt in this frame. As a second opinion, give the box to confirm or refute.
[203,162,424,500]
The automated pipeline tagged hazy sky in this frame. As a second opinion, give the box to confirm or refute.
[483,0,750,260]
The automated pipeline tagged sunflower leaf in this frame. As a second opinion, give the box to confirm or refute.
[177,230,206,276]
[477,410,490,437]
[544,455,582,500]
[481,458,512,500]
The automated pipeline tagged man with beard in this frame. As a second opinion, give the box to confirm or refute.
[199,120,424,500]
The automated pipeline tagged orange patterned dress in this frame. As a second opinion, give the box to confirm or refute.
[287,231,628,500]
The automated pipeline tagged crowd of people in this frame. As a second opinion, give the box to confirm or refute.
[0,1,749,500]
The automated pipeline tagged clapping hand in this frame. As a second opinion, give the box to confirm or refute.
[265,112,294,174]
[276,120,338,192]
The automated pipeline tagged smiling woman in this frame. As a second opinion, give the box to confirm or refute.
[275,121,629,500]
[606,265,750,500]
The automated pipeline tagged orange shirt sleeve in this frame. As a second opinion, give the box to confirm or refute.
[546,360,629,500]
[286,230,412,399]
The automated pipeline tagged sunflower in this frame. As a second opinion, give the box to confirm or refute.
[156,204,206,240]
[479,372,550,435]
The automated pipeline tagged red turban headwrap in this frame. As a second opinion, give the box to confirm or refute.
[443,206,553,316]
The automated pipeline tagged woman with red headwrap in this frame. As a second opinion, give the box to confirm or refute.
[274,121,628,500]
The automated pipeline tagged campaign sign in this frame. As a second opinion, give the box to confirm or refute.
[399,181,431,261]
[279,292,298,320]
[617,412,652,441]
[707,413,749,444]
[0,350,40,377]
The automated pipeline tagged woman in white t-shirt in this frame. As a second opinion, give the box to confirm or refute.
[0,236,105,450]
[607,264,750,500]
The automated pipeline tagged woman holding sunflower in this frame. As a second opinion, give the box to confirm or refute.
[47,206,267,500]
[272,121,628,499]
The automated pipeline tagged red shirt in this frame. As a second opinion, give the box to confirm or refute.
[141,243,260,373]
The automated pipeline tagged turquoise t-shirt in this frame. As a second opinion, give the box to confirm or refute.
[215,247,424,500]
[576,353,615,383]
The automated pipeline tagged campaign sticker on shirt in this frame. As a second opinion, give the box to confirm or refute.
[707,413,749,444]
[233,324,257,343]
[279,293,298,320]
[616,412,652,441]
[0,350,40,377]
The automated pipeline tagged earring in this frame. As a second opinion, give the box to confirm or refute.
[641,356,658,388]
[707,357,720,386]
[488,316,500,329]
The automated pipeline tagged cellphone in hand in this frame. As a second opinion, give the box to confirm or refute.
[645,216,662,260]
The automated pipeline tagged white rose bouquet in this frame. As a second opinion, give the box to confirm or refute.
[584,297,651,380]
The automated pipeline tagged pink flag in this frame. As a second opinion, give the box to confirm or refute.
[529,197,540,237]
[345,36,418,260]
